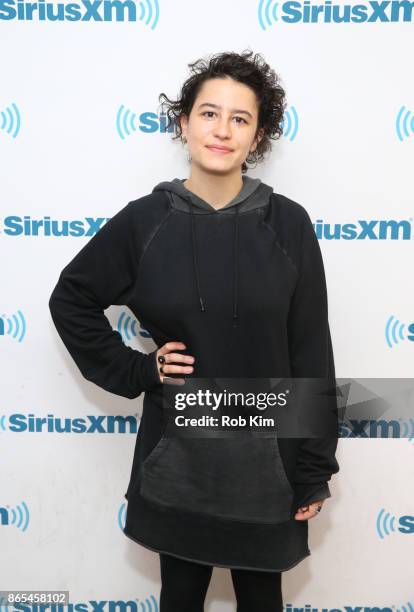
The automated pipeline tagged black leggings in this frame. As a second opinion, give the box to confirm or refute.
[159,553,283,612]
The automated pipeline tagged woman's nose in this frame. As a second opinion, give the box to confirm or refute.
[213,119,232,138]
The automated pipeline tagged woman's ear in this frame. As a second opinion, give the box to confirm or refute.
[250,127,265,154]
[179,113,188,141]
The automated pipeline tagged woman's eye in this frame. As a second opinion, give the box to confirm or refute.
[201,111,247,124]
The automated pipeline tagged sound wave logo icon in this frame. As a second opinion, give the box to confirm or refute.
[281,106,299,141]
[258,0,279,30]
[396,106,414,141]
[118,501,126,531]
[0,415,7,431]
[137,0,160,30]
[0,501,30,531]
[385,314,414,348]
[136,596,159,611]
[395,604,414,612]
[115,105,173,139]
[376,507,397,539]
[116,105,139,140]
[117,310,151,342]
[0,310,26,342]
[0,102,21,139]
[400,418,414,443]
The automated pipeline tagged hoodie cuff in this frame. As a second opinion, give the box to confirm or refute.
[293,482,331,509]
[141,348,162,391]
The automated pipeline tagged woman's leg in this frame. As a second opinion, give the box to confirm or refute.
[159,553,214,612]
[230,567,283,612]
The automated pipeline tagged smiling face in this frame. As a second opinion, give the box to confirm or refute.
[179,76,264,176]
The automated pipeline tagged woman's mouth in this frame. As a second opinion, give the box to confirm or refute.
[206,145,233,154]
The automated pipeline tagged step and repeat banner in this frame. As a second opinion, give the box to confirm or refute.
[1,0,413,609]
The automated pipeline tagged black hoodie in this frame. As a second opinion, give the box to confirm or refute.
[48,175,340,572]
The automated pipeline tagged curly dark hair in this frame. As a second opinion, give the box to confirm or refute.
[158,49,287,174]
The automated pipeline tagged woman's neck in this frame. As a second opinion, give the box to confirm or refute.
[183,170,244,210]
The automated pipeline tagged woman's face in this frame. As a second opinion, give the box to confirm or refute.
[179,76,264,176]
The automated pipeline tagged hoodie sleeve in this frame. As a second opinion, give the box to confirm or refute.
[48,200,161,400]
[287,206,340,507]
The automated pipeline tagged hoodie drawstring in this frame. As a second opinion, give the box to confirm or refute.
[189,202,240,325]
[233,204,239,323]
[189,200,205,312]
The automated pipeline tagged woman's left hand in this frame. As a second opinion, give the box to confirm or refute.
[294,499,325,520]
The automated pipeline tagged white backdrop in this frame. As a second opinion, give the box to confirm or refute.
[1,0,413,608]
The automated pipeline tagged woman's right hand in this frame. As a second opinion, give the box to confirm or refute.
[156,341,195,384]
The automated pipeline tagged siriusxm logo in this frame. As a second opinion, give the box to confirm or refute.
[116,310,156,372]
[0,0,160,27]
[314,219,412,240]
[376,508,414,539]
[117,108,175,139]
[0,310,26,342]
[385,315,414,348]
[0,414,139,434]
[280,106,298,141]
[3,216,412,240]
[340,418,414,439]
[0,216,110,237]
[118,502,127,531]
[258,0,414,29]
[284,605,414,612]
[1,598,160,612]
[396,106,414,141]
[0,501,30,531]
[0,101,20,138]
[2,595,413,612]
[117,310,152,343]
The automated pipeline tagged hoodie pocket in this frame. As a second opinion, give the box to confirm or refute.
[139,434,294,524]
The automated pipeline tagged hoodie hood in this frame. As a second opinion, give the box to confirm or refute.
[153,175,272,214]
[152,176,274,326]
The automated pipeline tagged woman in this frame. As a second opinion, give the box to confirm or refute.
[49,50,340,611]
